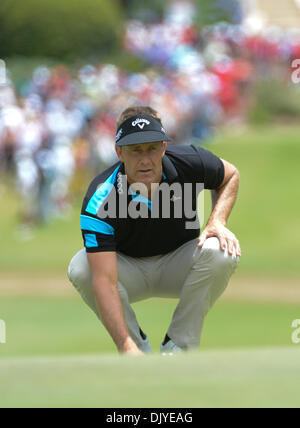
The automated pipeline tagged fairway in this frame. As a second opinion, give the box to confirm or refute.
[0,275,299,357]
[1,275,299,408]
[1,346,299,408]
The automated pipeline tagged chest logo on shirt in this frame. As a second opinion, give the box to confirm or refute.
[170,195,182,202]
[132,118,150,129]
[117,172,125,195]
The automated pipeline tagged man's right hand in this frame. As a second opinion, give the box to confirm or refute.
[120,337,144,356]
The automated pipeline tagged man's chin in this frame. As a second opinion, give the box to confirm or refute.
[135,172,155,183]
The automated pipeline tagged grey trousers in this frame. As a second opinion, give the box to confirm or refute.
[67,237,239,350]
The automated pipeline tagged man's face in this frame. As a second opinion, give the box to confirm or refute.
[116,141,167,186]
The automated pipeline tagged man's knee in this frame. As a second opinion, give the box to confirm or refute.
[67,249,92,288]
[200,237,239,270]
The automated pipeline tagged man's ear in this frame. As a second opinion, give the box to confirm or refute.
[115,146,123,162]
[162,141,167,156]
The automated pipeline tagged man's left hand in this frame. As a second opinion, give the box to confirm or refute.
[198,221,241,257]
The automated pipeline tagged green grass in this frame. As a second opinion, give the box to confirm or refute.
[0,296,298,357]
[0,187,82,273]
[1,124,300,276]
[1,347,300,408]
[1,294,299,408]
[204,124,300,276]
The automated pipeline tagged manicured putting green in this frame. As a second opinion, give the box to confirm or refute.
[1,346,299,408]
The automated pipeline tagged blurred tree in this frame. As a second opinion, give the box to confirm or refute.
[195,0,243,26]
[120,0,243,25]
[119,0,165,22]
[0,0,123,60]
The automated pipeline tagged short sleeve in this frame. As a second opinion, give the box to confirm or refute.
[190,145,224,189]
[80,213,117,253]
[80,167,120,253]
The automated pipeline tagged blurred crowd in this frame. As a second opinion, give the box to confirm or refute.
[1,0,300,231]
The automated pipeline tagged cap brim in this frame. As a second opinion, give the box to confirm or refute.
[116,131,172,147]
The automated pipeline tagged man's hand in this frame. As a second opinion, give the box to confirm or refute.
[198,221,241,257]
[121,337,145,356]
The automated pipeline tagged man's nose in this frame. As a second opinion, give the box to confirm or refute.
[138,154,151,165]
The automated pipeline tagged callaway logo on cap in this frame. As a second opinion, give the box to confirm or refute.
[115,114,171,147]
[132,118,150,129]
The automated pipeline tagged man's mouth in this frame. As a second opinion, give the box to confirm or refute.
[138,169,152,173]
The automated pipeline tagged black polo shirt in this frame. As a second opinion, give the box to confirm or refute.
[81,145,224,257]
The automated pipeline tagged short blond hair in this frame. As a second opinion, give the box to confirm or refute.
[116,106,162,129]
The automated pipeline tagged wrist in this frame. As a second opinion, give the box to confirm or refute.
[118,336,139,353]
[207,218,226,228]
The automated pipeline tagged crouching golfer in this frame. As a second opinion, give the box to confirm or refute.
[68,106,241,355]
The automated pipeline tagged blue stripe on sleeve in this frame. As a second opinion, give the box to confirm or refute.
[80,215,114,235]
[86,166,120,215]
[84,234,99,248]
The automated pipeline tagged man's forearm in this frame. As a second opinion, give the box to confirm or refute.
[93,278,137,353]
[209,170,240,226]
